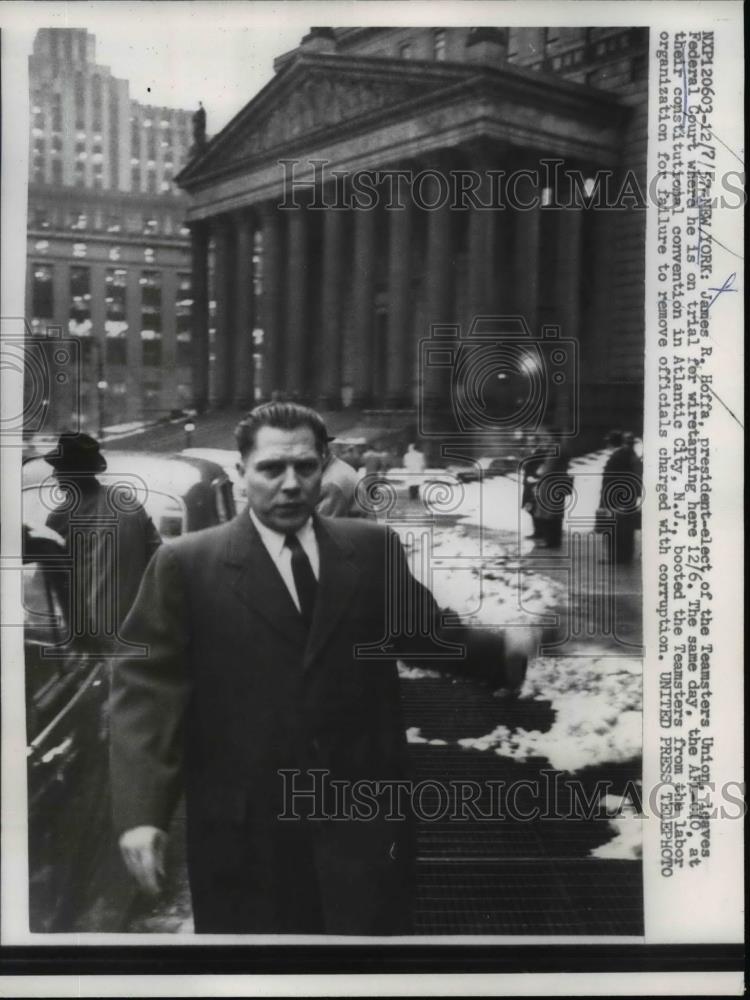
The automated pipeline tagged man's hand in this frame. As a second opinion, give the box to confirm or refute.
[119,825,168,896]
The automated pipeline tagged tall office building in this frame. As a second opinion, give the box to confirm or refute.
[26,28,195,430]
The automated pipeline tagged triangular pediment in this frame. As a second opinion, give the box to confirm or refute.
[179,53,476,185]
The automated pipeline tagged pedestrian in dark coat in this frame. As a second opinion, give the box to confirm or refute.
[110,403,528,934]
[43,432,161,650]
[599,430,642,565]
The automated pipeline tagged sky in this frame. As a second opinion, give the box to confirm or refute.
[3,2,319,134]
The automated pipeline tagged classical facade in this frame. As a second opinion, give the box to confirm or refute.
[26,28,194,430]
[178,26,648,445]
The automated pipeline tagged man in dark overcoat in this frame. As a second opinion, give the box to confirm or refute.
[110,403,527,934]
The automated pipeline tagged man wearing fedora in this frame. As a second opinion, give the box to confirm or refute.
[44,432,161,650]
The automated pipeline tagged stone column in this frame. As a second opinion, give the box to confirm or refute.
[285,206,308,400]
[513,166,541,336]
[318,202,345,407]
[212,216,235,408]
[258,203,284,400]
[125,268,142,421]
[467,151,498,317]
[587,203,614,378]
[350,205,376,407]
[422,167,455,413]
[386,193,413,408]
[233,209,255,408]
[553,204,583,428]
[189,220,210,412]
[160,267,178,415]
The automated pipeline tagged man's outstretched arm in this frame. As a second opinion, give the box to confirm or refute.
[110,543,191,892]
[386,528,535,691]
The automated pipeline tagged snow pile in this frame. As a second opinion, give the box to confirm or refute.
[406,727,448,746]
[457,652,642,773]
[590,794,643,860]
[397,662,442,680]
[395,523,565,627]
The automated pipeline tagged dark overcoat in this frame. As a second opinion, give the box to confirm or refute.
[110,513,509,934]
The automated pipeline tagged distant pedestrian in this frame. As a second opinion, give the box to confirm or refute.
[361,444,384,477]
[317,436,365,518]
[529,433,572,551]
[521,432,547,540]
[43,432,161,651]
[599,430,642,565]
[403,442,426,501]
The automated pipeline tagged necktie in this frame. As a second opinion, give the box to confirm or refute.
[285,532,317,625]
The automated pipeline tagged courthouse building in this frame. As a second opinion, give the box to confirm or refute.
[26,28,195,429]
[178,26,648,447]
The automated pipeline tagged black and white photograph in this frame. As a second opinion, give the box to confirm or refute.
[0,0,743,994]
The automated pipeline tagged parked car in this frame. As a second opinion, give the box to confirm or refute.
[180,446,246,508]
[23,450,236,538]
[22,527,128,931]
[21,451,234,931]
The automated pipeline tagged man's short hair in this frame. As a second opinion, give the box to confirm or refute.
[235,402,329,459]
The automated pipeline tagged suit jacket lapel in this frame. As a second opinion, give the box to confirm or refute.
[223,513,308,647]
[304,516,361,670]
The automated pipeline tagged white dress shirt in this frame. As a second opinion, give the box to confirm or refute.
[249,509,320,613]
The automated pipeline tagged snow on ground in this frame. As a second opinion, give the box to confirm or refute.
[406,727,448,746]
[412,453,612,535]
[393,522,566,628]
[590,794,643,860]
[457,652,642,773]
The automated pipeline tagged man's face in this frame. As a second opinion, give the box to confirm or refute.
[238,425,323,534]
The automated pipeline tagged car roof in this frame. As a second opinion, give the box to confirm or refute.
[23,451,229,493]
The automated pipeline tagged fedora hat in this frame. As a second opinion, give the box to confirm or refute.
[44,432,107,473]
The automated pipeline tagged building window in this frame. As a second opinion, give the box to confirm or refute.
[51,159,63,185]
[32,263,54,319]
[140,270,162,365]
[105,267,128,365]
[31,206,49,229]
[147,168,157,194]
[433,29,446,61]
[399,42,412,59]
[176,272,193,365]
[69,265,92,336]
[144,246,156,264]
[131,166,141,191]
[73,242,87,258]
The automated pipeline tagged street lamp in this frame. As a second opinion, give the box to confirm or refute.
[96,378,108,438]
[184,419,196,448]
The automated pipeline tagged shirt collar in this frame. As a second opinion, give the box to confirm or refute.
[249,507,314,557]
